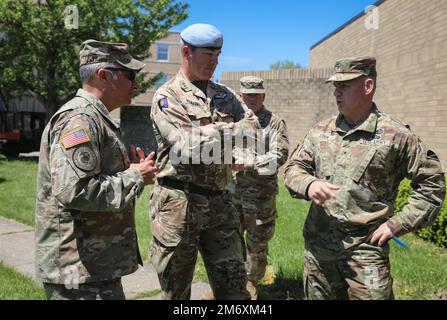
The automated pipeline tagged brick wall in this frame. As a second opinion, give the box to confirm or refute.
[221,68,336,150]
[111,32,182,118]
[310,0,447,165]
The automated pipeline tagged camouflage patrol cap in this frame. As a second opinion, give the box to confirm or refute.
[240,76,265,94]
[326,56,377,82]
[79,39,145,71]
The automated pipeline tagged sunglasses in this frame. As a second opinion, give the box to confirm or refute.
[104,67,137,83]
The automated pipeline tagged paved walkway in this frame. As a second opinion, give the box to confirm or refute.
[0,217,210,300]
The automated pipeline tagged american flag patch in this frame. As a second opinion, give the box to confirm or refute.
[60,129,90,149]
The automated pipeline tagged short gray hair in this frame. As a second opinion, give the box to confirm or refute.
[79,62,117,84]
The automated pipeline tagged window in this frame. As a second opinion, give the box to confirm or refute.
[157,43,169,61]
[154,73,168,90]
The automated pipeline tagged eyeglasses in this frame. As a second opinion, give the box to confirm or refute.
[104,67,137,83]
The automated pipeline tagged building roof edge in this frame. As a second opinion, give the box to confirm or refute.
[310,0,386,50]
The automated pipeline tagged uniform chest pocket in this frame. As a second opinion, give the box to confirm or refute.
[183,102,212,125]
[211,94,235,123]
[212,94,232,113]
[361,145,395,186]
[351,147,377,183]
[213,109,234,123]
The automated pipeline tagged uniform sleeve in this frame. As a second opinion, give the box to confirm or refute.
[221,88,262,156]
[216,85,260,131]
[151,88,261,164]
[254,119,289,175]
[284,131,319,199]
[389,133,446,233]
[50,113,145,212]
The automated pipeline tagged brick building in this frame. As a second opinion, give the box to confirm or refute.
[111,31,182,118]
[111,32,182,156]
[221,68,335,151]
[222,0,447,166]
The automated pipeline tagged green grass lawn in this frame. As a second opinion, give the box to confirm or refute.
[0,160,446,299]
[0,261,45,300]
[0,160,38,226]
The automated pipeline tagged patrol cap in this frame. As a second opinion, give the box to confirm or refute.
[180,23,223,49]
[240,76,265,94]
[326,56,377,83]
[79,39,145,71]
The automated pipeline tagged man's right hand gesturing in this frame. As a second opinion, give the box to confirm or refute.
[130,148,159,185]
[307,181,340,206]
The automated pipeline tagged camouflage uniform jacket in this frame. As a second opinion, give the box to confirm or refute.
[234,106,289,198]
[151,71,254,190]
[35,89,144,284]
[284,104,445,254]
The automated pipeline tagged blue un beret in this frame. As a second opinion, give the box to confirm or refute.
[180,23,223,49]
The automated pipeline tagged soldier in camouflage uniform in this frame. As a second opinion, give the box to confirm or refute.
[150,24,260,300]
[284,56,445,300]
[231,76,289,299]
[35,40,158,300]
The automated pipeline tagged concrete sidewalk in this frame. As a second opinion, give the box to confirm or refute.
[0,217,210,300]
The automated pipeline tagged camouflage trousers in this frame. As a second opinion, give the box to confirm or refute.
[234,194,277,284]
[43,278,125,300]
[303,244,394,300]
[149,183,250,300]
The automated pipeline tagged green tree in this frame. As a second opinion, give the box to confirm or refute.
[270,60,302,70]
[0,0,188,117]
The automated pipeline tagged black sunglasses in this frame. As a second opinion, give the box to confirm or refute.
[104,67,137,83]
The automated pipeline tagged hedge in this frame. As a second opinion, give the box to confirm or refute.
[394,179,447,248]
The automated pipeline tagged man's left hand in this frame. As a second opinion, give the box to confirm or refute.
[366,220,397,246]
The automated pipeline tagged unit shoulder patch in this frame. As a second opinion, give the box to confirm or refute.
[158,97,169,110]
[72,145,97,171]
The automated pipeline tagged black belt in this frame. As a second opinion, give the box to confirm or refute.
[157,177,223,197]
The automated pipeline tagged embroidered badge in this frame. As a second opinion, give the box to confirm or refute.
[72,146,97,171]
[211,94,231,113]
[186,98,201,107]
[214,93,227,100]
[60,129,90,149]
[158,97,169,110]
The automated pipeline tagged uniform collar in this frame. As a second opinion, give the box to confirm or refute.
[178,71,208,101]
[256,106,269,120]
[334,103,379,135]
[256,106,273,128]
[76,89,120,129]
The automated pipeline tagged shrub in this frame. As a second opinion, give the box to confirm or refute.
[394,179,447,248]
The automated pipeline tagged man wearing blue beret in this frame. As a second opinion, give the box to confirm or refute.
[149,23,260,300]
